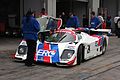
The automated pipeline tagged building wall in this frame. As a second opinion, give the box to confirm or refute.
[117,0,120,16]
[73,1,88,25]
[103,0,117,29]
[20,0,45,26]
[92,0,99,15]
[21,0,101,27]
[24,0,44,14]
[76,0,88,2]
[48,0,56,17]
[0,0,20,26]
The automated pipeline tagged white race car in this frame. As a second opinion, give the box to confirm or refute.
[15,16,109,66]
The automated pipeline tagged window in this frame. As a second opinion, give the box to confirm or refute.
[45,32,76,43]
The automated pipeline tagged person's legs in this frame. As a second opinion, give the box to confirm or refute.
[25,40,36,66]
[115,23,118,36]
[117,28,120,38]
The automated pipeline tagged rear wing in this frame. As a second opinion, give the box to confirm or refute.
[89,29,111,35]
[36,16,62,32]
[66,27,111,35]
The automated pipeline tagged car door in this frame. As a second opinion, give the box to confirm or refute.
[83,35,99,60]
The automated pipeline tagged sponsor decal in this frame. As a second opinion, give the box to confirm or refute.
[37,49,56,57]
[36,42,60,63]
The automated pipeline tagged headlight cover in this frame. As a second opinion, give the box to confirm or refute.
[18,45,28,55]
[61,49,74,59]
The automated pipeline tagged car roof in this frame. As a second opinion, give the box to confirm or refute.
[57,29,76,40]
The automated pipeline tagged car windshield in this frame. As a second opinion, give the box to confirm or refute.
[45,32,76,43]
[46,18,58,30]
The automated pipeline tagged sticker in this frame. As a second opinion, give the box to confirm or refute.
[37,49,56,57]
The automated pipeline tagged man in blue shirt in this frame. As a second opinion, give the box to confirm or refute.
[66,12,80,28]
[22,10,40,67]
[90,11,101,29]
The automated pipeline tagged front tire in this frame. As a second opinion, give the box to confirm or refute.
[77,45,84,65]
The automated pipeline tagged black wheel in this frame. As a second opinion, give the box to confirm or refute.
[77,45,84,65]
[102,39,107,54]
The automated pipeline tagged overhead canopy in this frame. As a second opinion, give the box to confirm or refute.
[57,0,88,2]
[76,0,88,2]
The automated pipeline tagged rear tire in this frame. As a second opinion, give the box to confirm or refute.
[77,45,84,65]
[102,39,107,54]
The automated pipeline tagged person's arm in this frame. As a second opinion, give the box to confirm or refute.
[74,16,80,28]
[33,19,40,32]
[96,18,102,29]
[66,19,70,28]
[96,23,102,29]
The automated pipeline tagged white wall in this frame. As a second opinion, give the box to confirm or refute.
[92,0,99,15]
[47,0,56,17]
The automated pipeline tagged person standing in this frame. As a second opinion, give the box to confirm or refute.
[98,13,105,29]
[60,12,67,29]
[66,12,80,28]
[98,13,104,23]
[22,10,40,67]
[82,14,89,28]
[90,11,101,29]
[106,15,111,29]
[114,15,120,36]
[39,8,48,17]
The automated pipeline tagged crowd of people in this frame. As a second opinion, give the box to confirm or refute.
[26,8,112,30]
[58,11,112,30]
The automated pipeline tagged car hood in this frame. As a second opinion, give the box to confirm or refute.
[35,41,69,63]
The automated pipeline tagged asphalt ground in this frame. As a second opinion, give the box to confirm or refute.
[0,37,21,51]
[0,36,120,80]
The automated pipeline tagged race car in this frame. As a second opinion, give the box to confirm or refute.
[15,16,109,66]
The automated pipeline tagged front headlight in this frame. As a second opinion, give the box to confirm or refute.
[61,49,74,59]
[18,45,28,55]
[19,48,24,53]
[67,53,73,59]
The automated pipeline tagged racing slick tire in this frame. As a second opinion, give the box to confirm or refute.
[102,39,107,54]
[77,45,84,65]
